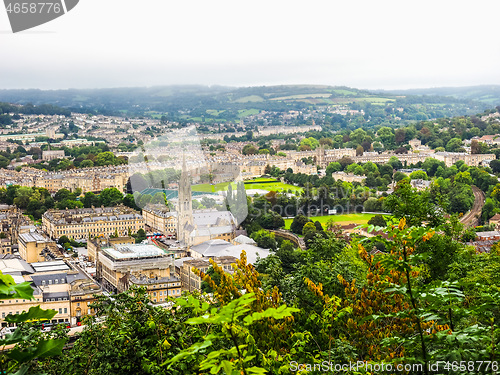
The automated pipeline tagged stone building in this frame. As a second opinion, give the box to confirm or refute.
[42,205,144,241]
[87,236,135,263]
[178,256,237,292]
[18,231,58,263]
[42,150,65,161]
[96,243,181,301]
[0,256,101,328]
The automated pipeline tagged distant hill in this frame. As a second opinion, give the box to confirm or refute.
[0,84,493,124]
[380,85,500,107]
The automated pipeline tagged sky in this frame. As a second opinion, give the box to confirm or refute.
[1,0,500,90]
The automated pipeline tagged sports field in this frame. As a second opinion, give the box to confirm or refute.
[191,182,233,193]
[243,178,302,193]
[191,178,302,194]
[284,213,376,230]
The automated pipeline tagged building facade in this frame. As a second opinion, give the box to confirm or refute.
[42,205,144,240]
[87,236,135,263]
[96,243,181,301]
[179,256,237,292]
[18,231,58,263]
[0,257,101,328]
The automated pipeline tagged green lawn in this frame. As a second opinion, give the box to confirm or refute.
[191,178,302,194]
[192,182,234,193]
[284,213,376,230]
[243,178,302,193]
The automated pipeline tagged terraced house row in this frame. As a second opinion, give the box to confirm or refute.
[42,205,144,240]
[0,166,129,193]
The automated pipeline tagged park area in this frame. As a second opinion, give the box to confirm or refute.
[191,178,302,194]
[284,213,377,230]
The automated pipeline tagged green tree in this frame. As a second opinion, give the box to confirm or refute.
[445,138,464,152]
[82,192,99,208]
[290,214,311,235]
[367,214,386,227]
[80,159,94,168]
[302,222,317,237]
[326,162,341,175]
[95,151,116,166]
[98,188,123,207]
[383,179,443,227]
[409,170,428,180]
[250,229,277,250]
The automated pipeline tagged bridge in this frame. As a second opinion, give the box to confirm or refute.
[269,229,306,250]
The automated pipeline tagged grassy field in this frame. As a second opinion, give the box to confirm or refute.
[284,213,376,230]
[206,109,225,116]
[354,97,396,104]
[243,178,302,193]
[234,95,264,103]
[331,89,358,95]
[192,182,233,193]
[191,178,302,194]
[238,109,260,118]
[270,93,331,101]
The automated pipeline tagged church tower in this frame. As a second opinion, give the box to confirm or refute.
[177,153,194,246]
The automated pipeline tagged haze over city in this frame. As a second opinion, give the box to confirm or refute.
[1,0,500,90]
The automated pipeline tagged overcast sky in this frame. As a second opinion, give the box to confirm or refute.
[1,0,500,90]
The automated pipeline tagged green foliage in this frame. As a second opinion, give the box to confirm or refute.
[167,292,299,375]
[290,214,311,235]
[0,272,63,375]
[250,230,277,251]
[367,214,386,227]
[383,179,444,227]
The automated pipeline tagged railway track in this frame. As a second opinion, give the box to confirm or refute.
[460,186,485,227]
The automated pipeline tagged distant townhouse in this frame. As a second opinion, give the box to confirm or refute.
[42,150,65,161]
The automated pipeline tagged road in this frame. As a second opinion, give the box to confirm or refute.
[460,186,485,228]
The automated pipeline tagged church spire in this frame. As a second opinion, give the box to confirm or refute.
[177,151,194,247]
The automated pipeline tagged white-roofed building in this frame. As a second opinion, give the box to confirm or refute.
[96,242,181,301]
[18,231,58,263]
[190,239,271,265]
[232,235,256,246]
[0,255,101,327]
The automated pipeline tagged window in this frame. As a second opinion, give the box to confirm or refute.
[77,303,80,307]
[59,308,62,314]
[64,308,67,314]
